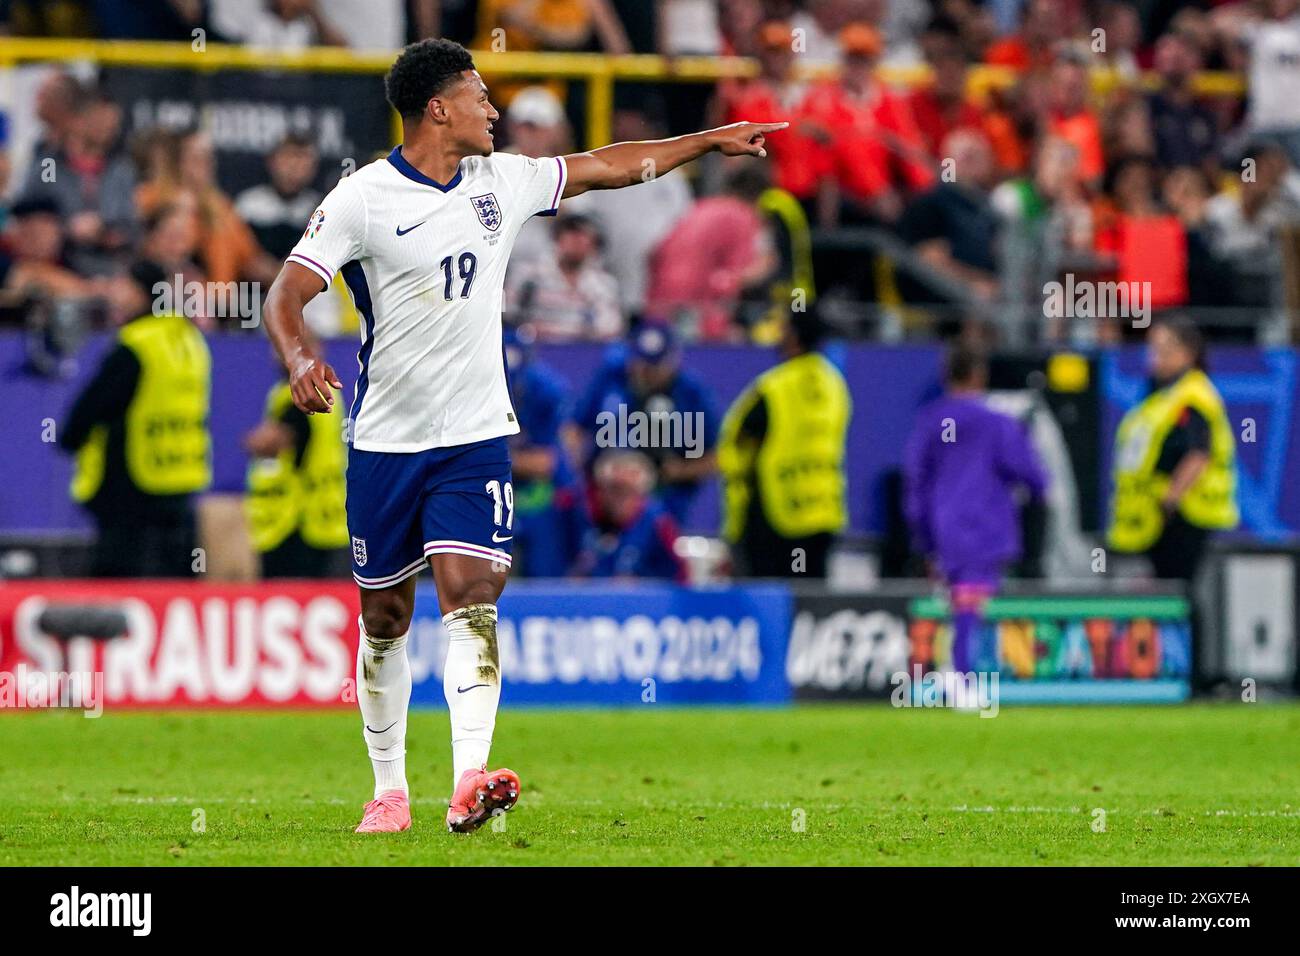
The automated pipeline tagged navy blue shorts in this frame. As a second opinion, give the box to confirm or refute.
[345,437,514,589]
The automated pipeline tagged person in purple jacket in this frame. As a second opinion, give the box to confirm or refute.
[903,345,1050,674]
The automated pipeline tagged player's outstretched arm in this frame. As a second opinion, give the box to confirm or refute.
[561,121,787,199]
[263,261,343,414]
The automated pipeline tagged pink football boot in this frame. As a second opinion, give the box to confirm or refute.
[355,789,411,833]
[446,768,520,833]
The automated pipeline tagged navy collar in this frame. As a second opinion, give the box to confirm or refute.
[387,146,463,192]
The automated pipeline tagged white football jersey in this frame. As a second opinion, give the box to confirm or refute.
[287,146,568,451]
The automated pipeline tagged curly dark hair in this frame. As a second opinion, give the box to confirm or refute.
[384,39,476,119]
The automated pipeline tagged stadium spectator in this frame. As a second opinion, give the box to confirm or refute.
[1093,155,1190,321]
[1097,0,1143,80]
[503,323,585,577]
[812,22,935,226]
[569,323,720,525]
[991,135,1093,334]
[715,20,826,213]
[908,23,989,161]
[983,0,1068,71]
[718,309,850,579]
[657,0,724,55]
[58,259,212,578]
[138,199,206,294]
[137,130,278,293]
[564,108,693,314]
[501,86,574,277]
[0,197,98,305]
[1045,52,1106,187]
[571,450,686,580]
[211,0,405,50]
[645,161,777,339]
[897,128,1003,304]
[1163,164,1234,308]
[17,86,136,276]
[1146,31,1220,175]
[243,341,349,578]
[475,0,632,53]
[1202,141,1300,309]
[235,132,323,260]
[30,70,82,157]
[235,0,349,49]
[1218,0,1300,164]
[505,213,623,341]
[788,0,862,66]
[1108,318,1239,583]
[903,344,1048,674]
[92,0,220,40]
[716,0,766,56]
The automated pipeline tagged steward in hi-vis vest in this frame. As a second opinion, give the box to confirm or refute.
[718,311,850,578]
[1107,320,1238,583]
[60,262,212,577]
[244,378,349,578]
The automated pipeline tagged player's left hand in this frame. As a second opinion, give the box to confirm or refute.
[710,121,788,158]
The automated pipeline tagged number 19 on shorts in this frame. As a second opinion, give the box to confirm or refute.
[486,480,514,534]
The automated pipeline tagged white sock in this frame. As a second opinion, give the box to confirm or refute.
[442,604,502,788]
[356,616,411,799]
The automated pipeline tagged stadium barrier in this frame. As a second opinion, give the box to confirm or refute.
[0,578,1207,711]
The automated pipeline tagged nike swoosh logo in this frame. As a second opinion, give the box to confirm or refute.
[365,720,398,734]
[457,684,488,694]
[492,532,513,542]
[395,221,427,236]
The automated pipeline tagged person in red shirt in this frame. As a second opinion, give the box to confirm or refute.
[1093,155,1189,317]
[715,20,827,205]
[810,23,936,225]
[646,162,777,340]
[909,25,989,159]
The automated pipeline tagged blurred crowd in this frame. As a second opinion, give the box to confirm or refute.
[2,0,1300,347]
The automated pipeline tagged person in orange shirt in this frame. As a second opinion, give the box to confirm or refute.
[1045,54,1105,187]
[136,130,277,291]
[715,20,828,208]
[810,23,935,225]
[984,0,1070,71]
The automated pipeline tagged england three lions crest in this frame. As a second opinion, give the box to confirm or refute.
[471,193,502,232]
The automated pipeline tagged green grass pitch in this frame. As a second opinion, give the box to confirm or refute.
[1,703,1297,866]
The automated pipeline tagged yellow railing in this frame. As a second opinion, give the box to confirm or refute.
[0,37,1247,149]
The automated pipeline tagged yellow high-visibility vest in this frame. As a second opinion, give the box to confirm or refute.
[245,382,349,552]
[719,351,851,540]
[71,314,211,502]
[1108,367,1239,552]
[752,187,816,345]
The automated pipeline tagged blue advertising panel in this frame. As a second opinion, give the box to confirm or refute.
[405,582,792,707]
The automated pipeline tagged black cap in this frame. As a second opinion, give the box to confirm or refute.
[10,196,60,219]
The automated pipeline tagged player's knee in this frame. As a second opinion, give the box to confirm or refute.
[445,576,499,613]
[361,596,412,643]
